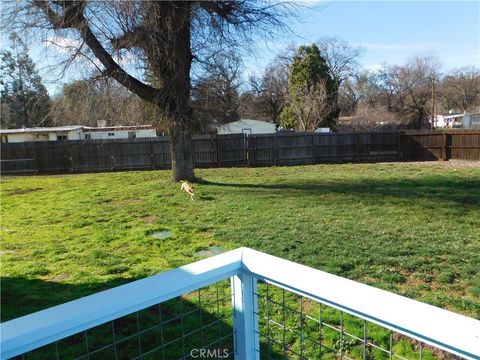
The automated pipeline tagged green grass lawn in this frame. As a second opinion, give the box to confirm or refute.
[1,162,479,358]
[2,162,480,320]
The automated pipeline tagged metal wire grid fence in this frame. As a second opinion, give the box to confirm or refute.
[254,281,455,360]
[11,280,233,360]
[7,277,465,360]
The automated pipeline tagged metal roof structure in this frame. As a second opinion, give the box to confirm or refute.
[0,125,155,135]
[0,126,83,134]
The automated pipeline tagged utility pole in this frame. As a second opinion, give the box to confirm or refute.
[431,76,436,130]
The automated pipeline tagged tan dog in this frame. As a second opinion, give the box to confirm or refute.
[180,181,195,200]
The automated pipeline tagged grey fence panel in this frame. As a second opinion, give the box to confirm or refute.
[337,133,357,161]
[110,140,153,170]
[314,133,339,163]
[69,141,112,171]
[249,134,274,167]
[218,134,248,167]
[0,142,36,174]
[1,131,478,175]
[151,139,171,169]
[361,131,399,162]
[193,135,217,167]
[33,142,70,173]
[276,132,313,165]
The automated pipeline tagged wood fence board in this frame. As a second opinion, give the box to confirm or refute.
[1,131,478,175]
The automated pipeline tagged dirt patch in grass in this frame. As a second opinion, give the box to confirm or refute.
[399,271,438,290]
[8,187,43,195]
[461,198,479,205]
[0,250,16,255]
[398,160,480,169]
[51,273,70,282]
[102,198,141,205]
[115,198,141,205]
[141,215,157,224]
[393,334,462,359]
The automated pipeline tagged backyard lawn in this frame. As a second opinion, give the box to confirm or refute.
[1,161,480,326]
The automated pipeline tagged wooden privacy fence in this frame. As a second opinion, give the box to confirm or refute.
[1,131,479,175]
[399,131,480,161]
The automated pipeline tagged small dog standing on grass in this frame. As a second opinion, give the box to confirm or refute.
[180,181,195,200]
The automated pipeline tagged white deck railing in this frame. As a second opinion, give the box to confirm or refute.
[1,247,479,359]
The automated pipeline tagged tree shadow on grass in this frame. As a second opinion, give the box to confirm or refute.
[1,277,132,322]
[196,176,480,207]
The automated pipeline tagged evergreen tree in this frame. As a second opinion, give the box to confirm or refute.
[280,44,339,131]
[0,33,52,128]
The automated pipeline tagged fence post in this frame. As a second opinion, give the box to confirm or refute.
[68,144,74,172]
[249,136,255,167]
[273,134,277,166]
[216,135,221,167]
[244,134,250,167]
[356,133,361,163]
[108,143,115,171]
[397,131,404,161]
[32,144,39,174]
[150,140,155,170]
[441,132,449,161]
[231,272,259,360]
[311,133,315,164]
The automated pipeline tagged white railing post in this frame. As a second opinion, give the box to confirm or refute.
[231,272,259,360]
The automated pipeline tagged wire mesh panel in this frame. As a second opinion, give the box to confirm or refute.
[3,249,477,359]
[10,280,234,360]
[254,282,459,360]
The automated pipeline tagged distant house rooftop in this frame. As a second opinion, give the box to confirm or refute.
[0,126,83,134]
[0,125,155,134]
[217,119,277,135]
[82,125,155,132]
[1,125,157,143]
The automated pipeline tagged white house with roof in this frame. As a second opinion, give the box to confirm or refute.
[81,125,156,140]
[216,119,277,135]
[462,112,480,128]
[433,111,480,129]
[0,125,157,143]
[0,126,84,143]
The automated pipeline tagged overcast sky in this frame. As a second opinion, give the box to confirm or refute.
[2,0,479,95]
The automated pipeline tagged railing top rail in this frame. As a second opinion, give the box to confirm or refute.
[0,248,244,359]
[240,248,480,360]
[2,247,480,360]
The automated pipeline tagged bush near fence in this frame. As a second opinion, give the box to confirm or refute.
[1,131,479,175]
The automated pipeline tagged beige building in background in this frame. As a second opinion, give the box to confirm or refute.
[1,125,157,143]
[216,119,277,135]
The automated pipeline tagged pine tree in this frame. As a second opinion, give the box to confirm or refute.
[280,44,339,131]
[0,33,52,128]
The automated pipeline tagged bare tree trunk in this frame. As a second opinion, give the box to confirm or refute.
[148,2,195,181]
[169,121,194,181]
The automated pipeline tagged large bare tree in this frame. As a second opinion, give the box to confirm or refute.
[316,36,362,85]
[375,56,441,129]
[191,50,243,131]
[51,77,158,128]
[249,59,289,125]
[4,1,291,180]
[441,66,480,112]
